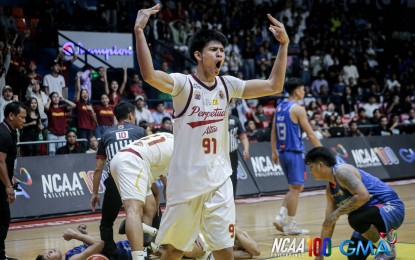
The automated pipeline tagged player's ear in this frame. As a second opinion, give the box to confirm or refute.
[194,51,202,61]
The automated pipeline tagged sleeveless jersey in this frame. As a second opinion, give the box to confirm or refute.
[96,122,147,172]
[121,132,174,183]
[330,163,401,209]
[275,100,304,153]
[168,73,245,204]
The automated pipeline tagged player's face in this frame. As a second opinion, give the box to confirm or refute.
[43,248,62,260]
[201,41,225,76]
[308,162,323,180]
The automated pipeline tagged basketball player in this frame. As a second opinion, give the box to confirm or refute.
[271,78,322,235]
[134,4,289,259]
[90,102,147,259]
[110,133,173,260]
[305,147,405,260]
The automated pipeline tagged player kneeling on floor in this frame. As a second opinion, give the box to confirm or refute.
[110,133,173,260]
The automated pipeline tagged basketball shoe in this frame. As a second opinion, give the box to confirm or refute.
[283,221,310,236]
[273,213,287,232]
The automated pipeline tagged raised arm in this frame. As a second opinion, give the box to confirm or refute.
[243,14,289,99]
[75,72,82,103]
[119,66,128,95]
[103,67,109,95]
[134,4,174,94]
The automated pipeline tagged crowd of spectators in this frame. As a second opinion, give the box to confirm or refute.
[0,0,414,155]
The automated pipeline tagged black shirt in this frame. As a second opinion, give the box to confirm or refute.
[0,121,17,181]
[56,144,86,154]
[229,115,246,153]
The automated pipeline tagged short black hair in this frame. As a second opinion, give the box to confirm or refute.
[188,29,228,63]
[285,78,304,95]
[4,101,26,119]
[305,147,337,167]
[162,116,172,124]
[114,102,135,121]
[66,129,77,137]
[36,255,44,260]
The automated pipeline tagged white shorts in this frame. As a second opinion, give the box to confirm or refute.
[110,150,151,202]
[155,178,235,252]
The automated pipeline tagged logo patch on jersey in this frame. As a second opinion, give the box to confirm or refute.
[116,131,129,140]
[194,90,201,100]
[203,125,218,135]
[219,90,225,99]
[204,98,211,105]
[133,141,144,146]
[277,107,282,112]
[118,125,125,129]
[212,97,219,106]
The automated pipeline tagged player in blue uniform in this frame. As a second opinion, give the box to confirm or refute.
[305,146,405,260]
[36,224,132,260]
[271,78,322,235]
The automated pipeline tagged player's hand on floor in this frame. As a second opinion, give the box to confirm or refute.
[77,224,88,234]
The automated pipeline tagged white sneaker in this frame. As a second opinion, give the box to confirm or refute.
[273,213,287,232]
[283,221,310,236]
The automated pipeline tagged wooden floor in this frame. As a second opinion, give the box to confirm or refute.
[6,183,415,259]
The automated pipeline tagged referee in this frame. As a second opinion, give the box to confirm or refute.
[90,102,147,259]
[0,102,26,260]
[228,114,250,198]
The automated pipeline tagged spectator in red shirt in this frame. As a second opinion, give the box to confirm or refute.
[45,92,76,155]
[75,72,97,149]
[94,93,115,139]
[106,67,127,105]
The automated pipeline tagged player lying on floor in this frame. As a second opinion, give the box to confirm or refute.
[36,224,161,260]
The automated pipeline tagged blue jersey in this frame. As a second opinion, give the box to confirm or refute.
[330,164,401,208]
[65,240,132,260]
[275,100,303,153]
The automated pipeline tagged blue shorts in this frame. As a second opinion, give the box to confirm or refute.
[279,151,306,185]
[377,200,405,232]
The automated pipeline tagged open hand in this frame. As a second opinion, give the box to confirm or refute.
[134,4,161,31]
[267,14,289,45]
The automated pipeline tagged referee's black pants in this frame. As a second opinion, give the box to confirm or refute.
[230,151,238,198]
[100,175,122,259]
[0,184,10,259]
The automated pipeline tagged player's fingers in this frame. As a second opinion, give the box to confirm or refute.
[267,14,283,27]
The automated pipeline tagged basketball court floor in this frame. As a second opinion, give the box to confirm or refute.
[6,181,415,259]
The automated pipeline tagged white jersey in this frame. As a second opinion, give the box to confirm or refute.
[168,73,245,204]
[121,132,174,183]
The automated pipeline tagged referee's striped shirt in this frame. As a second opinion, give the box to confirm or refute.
[96,122,147,171]
[229,115,246,153]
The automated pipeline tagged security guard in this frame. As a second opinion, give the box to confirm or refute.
[0,102,26,260]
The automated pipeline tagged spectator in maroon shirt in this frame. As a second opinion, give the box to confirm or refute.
[76,72,97,149]
[44,92,76,155]
[94,93,115,139]
[106,67,127,105]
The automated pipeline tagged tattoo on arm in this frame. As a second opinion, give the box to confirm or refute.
[334,167,368,216]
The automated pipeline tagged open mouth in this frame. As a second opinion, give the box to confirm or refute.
[216,61,221,69]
